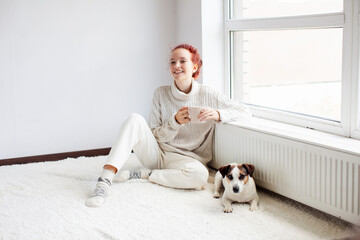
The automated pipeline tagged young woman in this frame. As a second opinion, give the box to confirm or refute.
[86,44,251,207]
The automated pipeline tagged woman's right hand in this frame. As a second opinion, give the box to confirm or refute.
[175,107,190,125]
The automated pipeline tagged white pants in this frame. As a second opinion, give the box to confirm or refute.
[105,113,209,189]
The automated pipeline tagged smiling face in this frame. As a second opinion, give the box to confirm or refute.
[170,48,198,87]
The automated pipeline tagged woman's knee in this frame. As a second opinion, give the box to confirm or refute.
[127,113,146,124]
[185,163,209,187]
[122,113,147,130]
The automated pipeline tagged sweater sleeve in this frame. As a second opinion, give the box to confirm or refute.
[214,90,252,123]
[149,89,182,143]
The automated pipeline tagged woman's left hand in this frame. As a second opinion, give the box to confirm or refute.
[198,107,220,122]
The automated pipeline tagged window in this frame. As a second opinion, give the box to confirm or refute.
[225,0,360,139]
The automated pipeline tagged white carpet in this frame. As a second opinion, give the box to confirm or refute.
[0,156,358,240]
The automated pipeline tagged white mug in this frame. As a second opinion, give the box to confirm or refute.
[188,106,206,123]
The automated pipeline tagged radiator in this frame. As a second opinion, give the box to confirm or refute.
[210,123,360,225]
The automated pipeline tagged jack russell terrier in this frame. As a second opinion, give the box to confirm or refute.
[213,163,259,213]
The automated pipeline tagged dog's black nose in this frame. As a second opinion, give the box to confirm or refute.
[233,185,239,193]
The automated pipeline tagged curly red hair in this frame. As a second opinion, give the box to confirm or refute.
[172,44,203,80]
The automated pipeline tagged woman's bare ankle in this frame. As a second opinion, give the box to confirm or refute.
[103,164,117,174]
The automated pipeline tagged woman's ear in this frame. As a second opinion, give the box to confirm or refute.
[193,64,198,73]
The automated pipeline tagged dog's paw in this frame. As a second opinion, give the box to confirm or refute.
[113,170,130,183]
[223,207,233,213]
[213,192,221,198]
[250,205,259,211]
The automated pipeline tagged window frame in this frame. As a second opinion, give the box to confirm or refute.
[224,0,360,139]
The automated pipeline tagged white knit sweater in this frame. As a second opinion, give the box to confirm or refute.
[149,79,251,165]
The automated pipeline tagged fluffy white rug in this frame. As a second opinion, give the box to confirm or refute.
[0,156,358,240]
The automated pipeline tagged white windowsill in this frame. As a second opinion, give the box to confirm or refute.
[226,117,360,157]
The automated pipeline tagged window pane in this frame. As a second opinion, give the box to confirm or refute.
[231,0,343,19]
[232,28,343,121]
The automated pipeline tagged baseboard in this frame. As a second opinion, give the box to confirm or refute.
[0,148,111,166]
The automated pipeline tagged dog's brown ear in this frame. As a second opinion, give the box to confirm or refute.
[219,165,231,178]
[242,164,255,177]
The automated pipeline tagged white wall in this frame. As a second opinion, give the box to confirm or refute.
[174,0,203,82]
[173,0,225,90]
[0,0,224,160]
[201,0,225,93]
[0,0,176,159]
